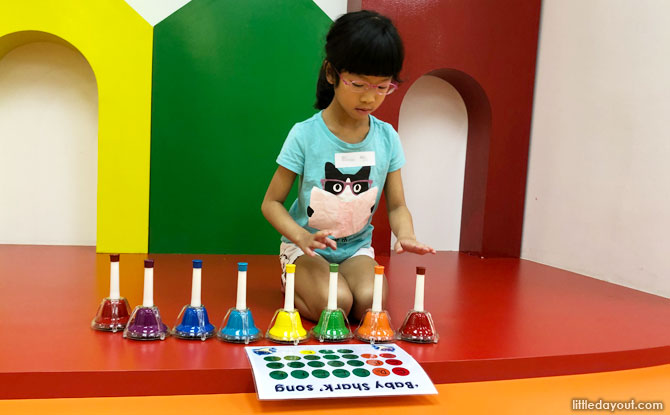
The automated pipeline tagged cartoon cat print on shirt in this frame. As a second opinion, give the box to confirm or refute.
[307,162,378,239]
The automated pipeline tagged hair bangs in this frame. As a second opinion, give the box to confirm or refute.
[344,29,402,80]
[327,12,404,81]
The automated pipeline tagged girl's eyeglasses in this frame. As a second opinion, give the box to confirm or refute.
[334,68,398,96]
[321,178,373,195]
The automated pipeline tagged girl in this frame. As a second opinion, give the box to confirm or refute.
[261,10,434,323]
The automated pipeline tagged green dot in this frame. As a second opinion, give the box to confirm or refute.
[284,355,301,361]
[291,370,309,379]
[303,355,321,360]
[319,349,335,354]
[264,356,281,361]
[332,369,350,378]
[323,354,340,360]
[308,361,325,368]
[266,362,284,369]
[269,371,288,380]
[312,369,330,379]
[353,368,371,377]
[288,362,305,368]
[347,360,364,367]
[338,349,354,354]
[327,360,345,367]
[341,354,358,359]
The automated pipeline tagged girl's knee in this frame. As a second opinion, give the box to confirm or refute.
[353,285,375,309]
[337,284,354,314]
[308,280,353,315]
[302,284,329,313]
[350,282,388,315]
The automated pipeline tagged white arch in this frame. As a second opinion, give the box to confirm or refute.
[397,75,467,251]
[0,42,97,245]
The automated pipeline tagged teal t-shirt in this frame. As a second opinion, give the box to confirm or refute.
[276,111,405,263]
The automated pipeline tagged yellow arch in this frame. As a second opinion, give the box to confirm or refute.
[0,0,152,253]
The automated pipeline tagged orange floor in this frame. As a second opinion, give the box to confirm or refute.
[2,364,668,415]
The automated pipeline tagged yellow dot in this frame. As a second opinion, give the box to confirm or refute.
[300,350,316,355]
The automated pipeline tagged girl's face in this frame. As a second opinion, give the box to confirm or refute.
[328,70,394,122]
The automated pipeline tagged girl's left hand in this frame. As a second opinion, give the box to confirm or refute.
[394,237,436,255]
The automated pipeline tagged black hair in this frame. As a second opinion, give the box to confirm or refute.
[315,10,405,110]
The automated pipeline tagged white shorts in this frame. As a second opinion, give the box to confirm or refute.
[279,242,375,287]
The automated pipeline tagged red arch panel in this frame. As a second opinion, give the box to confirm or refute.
[361,0,542,257]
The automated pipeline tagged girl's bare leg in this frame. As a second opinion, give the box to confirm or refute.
[339,255,388,322]
[293,254,354,322]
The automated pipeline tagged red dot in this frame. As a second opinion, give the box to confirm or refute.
[392,367,410,376]
[385,359,403,366]
[380,353,396,358]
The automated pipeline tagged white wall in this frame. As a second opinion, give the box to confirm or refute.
[0,42,98,245]
[313,0,348,21]
[122,0,346,25]
[124,0,192,26]
[397,76,468,251]
[523,0,670,298]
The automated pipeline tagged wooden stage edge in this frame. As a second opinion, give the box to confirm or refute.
[1,245,669,399]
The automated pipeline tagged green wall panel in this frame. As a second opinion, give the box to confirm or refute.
[150,0,331,253]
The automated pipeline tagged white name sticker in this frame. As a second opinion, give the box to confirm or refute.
[334,152,376,168]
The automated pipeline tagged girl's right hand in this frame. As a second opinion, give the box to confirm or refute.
[298,230,337,256]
